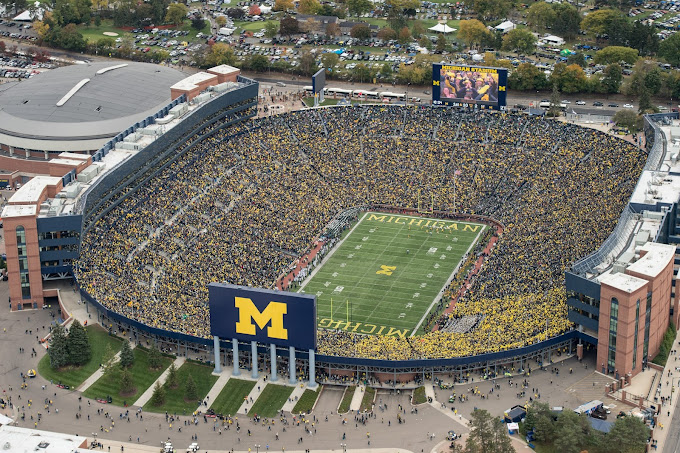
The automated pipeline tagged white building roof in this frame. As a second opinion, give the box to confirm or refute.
[208,64,240,75]
[9,176,61,204]
[49,158,83,167]
[0,425,85,452]
[626,242,675,279]
[598,272,648,294]
[1,204,38,218]
[495,20,515,31]
[58,152,90,161]
[170,72,217,91]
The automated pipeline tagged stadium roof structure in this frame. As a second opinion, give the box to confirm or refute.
[0,61,184,151]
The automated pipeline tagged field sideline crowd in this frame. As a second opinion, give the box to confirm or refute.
[76,106,645,360]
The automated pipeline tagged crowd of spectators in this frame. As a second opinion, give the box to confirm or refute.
[76,105,646,360]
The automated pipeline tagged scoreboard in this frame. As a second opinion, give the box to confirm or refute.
[432,64,508,111]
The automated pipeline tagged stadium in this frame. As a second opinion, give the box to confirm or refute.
[4,64,680,385]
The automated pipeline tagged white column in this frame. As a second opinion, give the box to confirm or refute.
[232,338,240,376]
[251,340,258,379]
[270,343,278,382]
[308,349,317,388]
[289,346,296,384]
[213,336,222,374]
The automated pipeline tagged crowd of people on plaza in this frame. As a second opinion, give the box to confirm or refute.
[75,105,646,360]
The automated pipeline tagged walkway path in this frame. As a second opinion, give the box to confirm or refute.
[237,376,267,415]
[203,369,233,411]
[77,342,136,392]
[281,383,307,412]
[349,385,365,411]
[133,356,185,407]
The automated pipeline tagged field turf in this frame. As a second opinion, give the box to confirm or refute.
[300,212,485,337]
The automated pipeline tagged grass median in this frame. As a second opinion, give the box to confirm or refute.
[360,387,376,413]
[37,325,123,389]
[210,378,255,416]
[292,387,321,414]
[83,346,172,406]
[143,361,218,414]
[249,384,294,418]
[338,385,355,413]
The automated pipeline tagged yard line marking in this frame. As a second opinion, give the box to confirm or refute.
[411,225,486,337]
[297,211,368,293]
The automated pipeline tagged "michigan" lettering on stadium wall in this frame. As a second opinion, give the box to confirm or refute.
[366,213,480,232]
[318,318,409,338]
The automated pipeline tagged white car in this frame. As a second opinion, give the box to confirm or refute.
[562,99,571,104]
[576,100,586,105]
[623,103,634,109]
[658,105,669,111]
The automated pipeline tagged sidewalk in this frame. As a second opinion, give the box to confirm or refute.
[349,385,366,412]
[203,368,233,411]
[281,383,307,412]
[237,376,267,415]
[133,356,185,407]
[77,342,136,392]
[647,330,680,453]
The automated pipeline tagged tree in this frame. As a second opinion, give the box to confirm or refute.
[191,17,206,30]
[377,27,397,40]
[148,344,163,369]
[629,21,659,56]
[580,8,620,36]
[326,22,340,37]
[52,0,92,26]
[321,52,339,70]
[638,86,652,114]
[436,33,449,53]
[165,3,188,26]
[167,363,179,389]
[279,16,299,37]
[607,415,650,453]
[412,20,426,38]
[551,4,581,40]
[346,0,371,15]
[299,51,317,75]
[380,62,393,79]
[508,63,549,91]
[205,43,236,66]
[554,411,591,453]
[185,374,198,400]
[398,26,411,44]
[594,46,639,65]
[273,0,294,12]
[264,21,279,38]
[354,63,372,83]
[464,409,516,453]
[0,0,27,15]
[216,15,227,26]
[458,19,492,49]
[600,63,623,94]
[473,0,511,21]
[350,23,371,39]
[33,19,50,40]
[150,381,166,406]
[248,54,269,72]
[66,319,91,366]
[226,8,245,19]
[119,368,135,394]
[249,4,261,15]
[502,28,536,54]
[119,340,134,368]
[613,110,643,133]
[419,36,433,50]
[526,2,556,29]
[299,0,321,14]
[659,33,680,67]
[566,53,586,67]
[548,84,561,117]
[550,63,587,93]
[48,324,70,369]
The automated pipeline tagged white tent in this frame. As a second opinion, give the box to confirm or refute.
[428,23,456,33]
[495,20,515,33]
[13,1,46,21]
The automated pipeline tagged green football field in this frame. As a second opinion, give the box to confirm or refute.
[299,212,486,337]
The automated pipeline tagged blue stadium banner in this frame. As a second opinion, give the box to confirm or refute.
[209,283,317,350]
[432,64,508,111]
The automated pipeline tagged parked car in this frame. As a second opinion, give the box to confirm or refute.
[608,102,619,107]
[593,101,604,106]
[576,100,586,105]
[623,103,634,108]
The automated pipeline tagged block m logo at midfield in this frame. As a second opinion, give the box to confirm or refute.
[234,297,288,340]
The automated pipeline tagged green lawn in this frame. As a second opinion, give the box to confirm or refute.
[78,20,134,43]
[292,387,321,414]
[249,384,294,418]
[300,211,485,337]
[82,347,173,406]
[143,361,218,414]
[412,386,427,405]
[338,386,355,413]
[210,378,255,417]
[37,325,123,389]
[360,387,376,412]
[233,19,279,32]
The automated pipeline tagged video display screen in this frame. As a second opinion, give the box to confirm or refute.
[432,64,508,110]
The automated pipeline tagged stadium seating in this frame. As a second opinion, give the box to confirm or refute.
[76,106,645,360]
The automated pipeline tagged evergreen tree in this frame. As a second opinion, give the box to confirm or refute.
[167,363,179,389]
[464,409,516,453]
[148,344,162,370]
[548,84,562,117]
[185,373,198,401]
[149,381,166,406]
[119,340,134,369]
[48,323,69,369]
[638,86,653,114]
[119,368,135,394]
[66,319,91,366]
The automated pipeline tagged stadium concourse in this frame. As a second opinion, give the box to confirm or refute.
[75,106,645,360]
